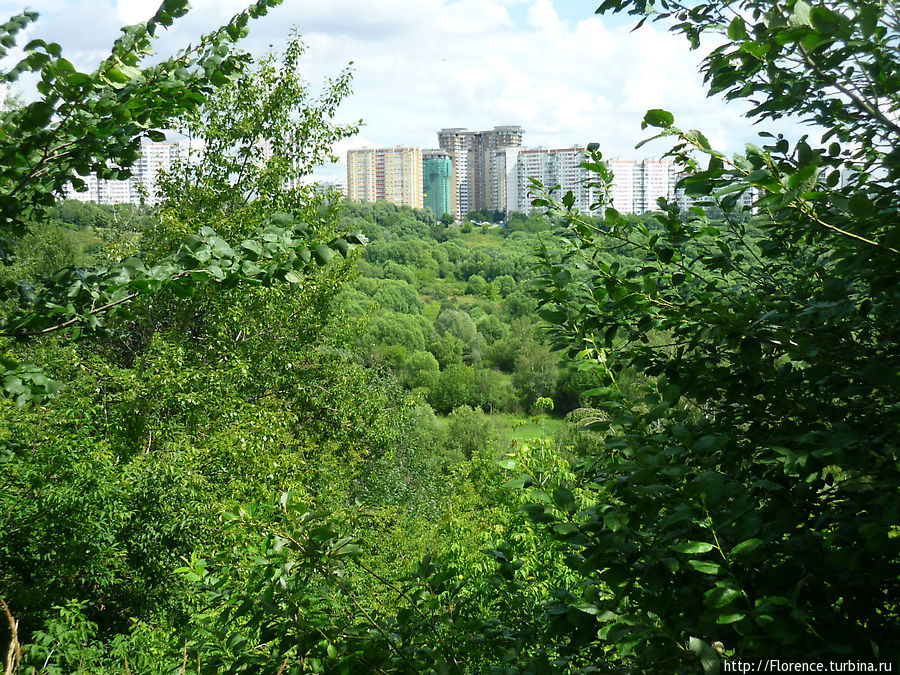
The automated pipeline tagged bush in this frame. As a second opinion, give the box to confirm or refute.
[428,363,476,414]
[446,405,496,461]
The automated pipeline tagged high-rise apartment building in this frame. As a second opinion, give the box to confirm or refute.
[133,140,184,204]
[437,129,472,220]
[605,157,677,215]
[346,147,423,209]
[633,158,677,214]
[470,126,524,213]
[491,147,522,216]
[346,149,377,203]
[502,153,677,217]
[438,126,523,219]
[423,150,452,218]
[311,180,347,198]
[512,148,602,216]
[605,158,637,214]
[64,139,187,205]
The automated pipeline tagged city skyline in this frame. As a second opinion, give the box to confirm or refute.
[343,125,693,219]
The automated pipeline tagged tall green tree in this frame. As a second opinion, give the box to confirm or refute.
[0,5,373,664]
[514,0,900,670]
[0,1,363,404]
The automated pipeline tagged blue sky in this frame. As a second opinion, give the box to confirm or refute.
[1,1,802,181]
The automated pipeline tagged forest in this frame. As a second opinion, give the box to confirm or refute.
[1,0,898,673]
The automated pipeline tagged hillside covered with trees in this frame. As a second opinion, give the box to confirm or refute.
[1,0,897,673]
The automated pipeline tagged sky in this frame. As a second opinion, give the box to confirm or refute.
[1,0,802,181]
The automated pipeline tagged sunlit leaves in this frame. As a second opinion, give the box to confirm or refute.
[0,214,365,348]
[642,108,674,129]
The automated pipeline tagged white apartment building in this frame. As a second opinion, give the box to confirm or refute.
[491,147,522,216]
[438,126,524,219]
[311,180,347,198]
[605,159,636,214]
[64,139,187,206]
[499,153,678,217]
[634,158,677,214]
[506,147,603,216]
[604,157,678,215]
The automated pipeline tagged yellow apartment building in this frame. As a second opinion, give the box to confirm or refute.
[346,147,423,209]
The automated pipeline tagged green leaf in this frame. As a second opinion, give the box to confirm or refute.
[642,108,674,129]
[552,486,576,510]
[313,244,333,265]
[688,637,721,675]
[788,164,817,190]
[848,192,875,218]
[671,541,715,554]
[704,586,742,608]
[686,559,721,575]
[809,6,842,34]
[731,538,763,556]
[727,17,746,40]
[4,375,25,396]
[790,0,812,27]
[209,237,235,258]
[333,238,351,256]
[858,5,878,37]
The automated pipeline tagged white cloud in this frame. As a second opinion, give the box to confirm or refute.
[116,0,158,25]
[528,0,561,35]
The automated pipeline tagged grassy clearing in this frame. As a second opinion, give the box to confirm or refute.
[489,413,566,449]
[459,230,506,248]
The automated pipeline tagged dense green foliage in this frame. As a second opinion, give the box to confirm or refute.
[2,0,898,673]
[0,0,364,405]
[516,0,900,669]
[337,201,604,420]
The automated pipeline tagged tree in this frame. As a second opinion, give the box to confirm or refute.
[465,273,489,297]
[494,274,517,298]
[446,405,497,460]
[434,309,483,364]
[512,338,558,412]
[156,32,356,228]
[428,362,476,414]
[511,0,900,669]
[403,350,440,391]
[0,1,364,405]
[367,312,427,352]
[372,279,423,314]
[428,332,464,370]
[473,367,514,413]
[0,5,377,660]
